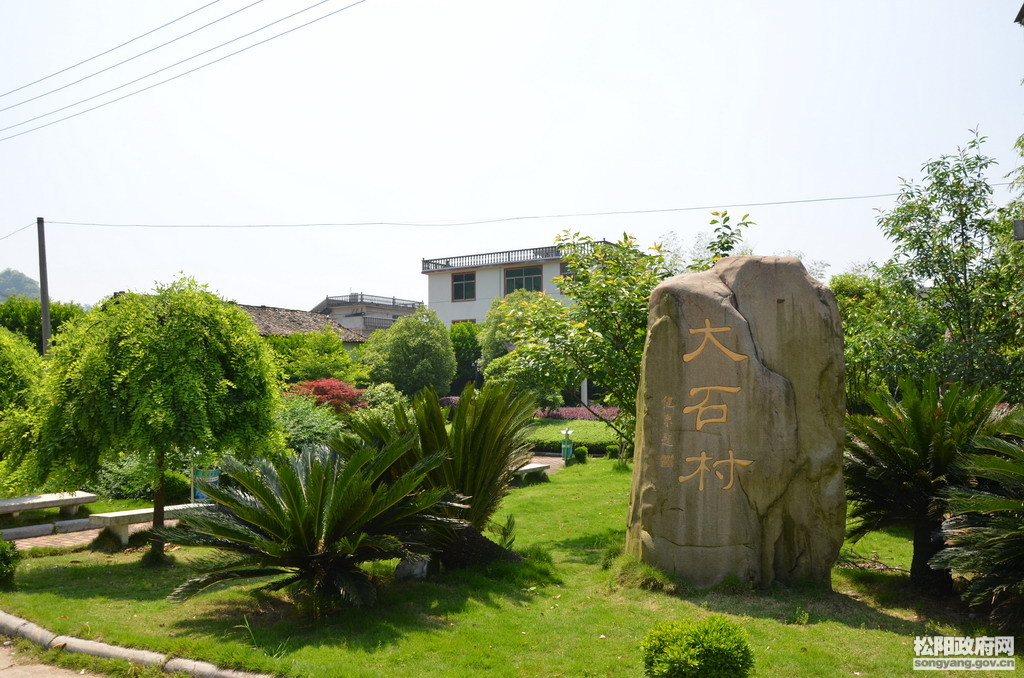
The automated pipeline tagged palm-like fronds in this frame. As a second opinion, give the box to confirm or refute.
[158,439,466,615]
[932,440,1024,631]
[413,382,537,530]
[844,375,1019,588]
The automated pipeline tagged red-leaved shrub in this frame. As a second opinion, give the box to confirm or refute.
[288,378,366,415]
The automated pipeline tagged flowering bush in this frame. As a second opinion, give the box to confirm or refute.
[288,378,366,415]
[534,406,620,421]
[439,396,461,409]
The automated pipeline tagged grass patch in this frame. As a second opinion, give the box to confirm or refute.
[0,459,1011,677]
[526,418,619,452]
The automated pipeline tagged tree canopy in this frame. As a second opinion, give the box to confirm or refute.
[834,132,1024,404]
[34,277,283,559]
[264,328,362,384]
[500,232,669,438]
[0,295,85,354]
[449,321,482,395]
[359,307,456,397]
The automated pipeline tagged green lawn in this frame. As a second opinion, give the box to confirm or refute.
[526,418,619,453]
[0,462,1011,677]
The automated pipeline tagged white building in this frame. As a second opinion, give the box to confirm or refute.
[422,245,569,326]
[310,293,422,338]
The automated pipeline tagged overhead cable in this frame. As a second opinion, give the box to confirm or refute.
[0,0,369,142]
[0,1,225,100]
[0,0,265,115]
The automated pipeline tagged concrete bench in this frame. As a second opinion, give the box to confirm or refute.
[0,492,98,519]
[89,503,200,544]
[513,462,550,480]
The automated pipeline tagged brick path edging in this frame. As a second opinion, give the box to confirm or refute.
[0,609,277,678]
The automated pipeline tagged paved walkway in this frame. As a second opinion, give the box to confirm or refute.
[0,640,104,677]
[12,522,153,551]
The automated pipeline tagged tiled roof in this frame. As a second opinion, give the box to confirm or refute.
[237,304,365,343]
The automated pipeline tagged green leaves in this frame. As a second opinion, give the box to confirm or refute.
[360,307,456,397]
[161,442,463,614]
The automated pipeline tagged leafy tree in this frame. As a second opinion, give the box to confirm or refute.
[449,321,482,394]
[876,132,1024,396]
[264,329,362,384]
[0,269,40,300]
[829,267,943,412]
[160,445,465,616]
[288,378,365,415]
[0,327,42,466]
[360,307,456,397]
[33,277,283,561]
[476,290,537,371]
[483,350,565,412]
[687,210,755,271]
[500,232,668,440]
[0,295,85,354]
[932,438,1024,630]
[844,376,1024,591]
[0,326,39,413]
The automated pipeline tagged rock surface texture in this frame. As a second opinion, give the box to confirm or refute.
[626,256,845,589]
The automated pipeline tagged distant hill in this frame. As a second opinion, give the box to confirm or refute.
[0,269,40,301]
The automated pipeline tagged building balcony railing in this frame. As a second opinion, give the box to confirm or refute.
[422,240,613,273]
[320,293,421,310]
[363,316,397,330]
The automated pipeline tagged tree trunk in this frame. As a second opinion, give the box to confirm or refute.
[148,448,167,561]
[911,519,953,594]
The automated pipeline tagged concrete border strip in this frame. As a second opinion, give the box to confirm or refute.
[0,609,277,678]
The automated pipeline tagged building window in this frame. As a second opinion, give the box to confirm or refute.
[505,266,542,294]
[453,272,476,301]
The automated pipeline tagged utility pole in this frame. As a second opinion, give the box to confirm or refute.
[37,217,51,354]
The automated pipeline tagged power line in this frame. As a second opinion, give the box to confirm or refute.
[2,183,1012,242]
[0,0,368,142]
[0,222,36,242]
[0,1,225,100]
[39,190,927,229]
[0,0,265,115]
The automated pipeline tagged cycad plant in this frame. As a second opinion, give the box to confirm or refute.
[844,375,1023,591]
[340,382,536,566]
[931,438,1024,631]
[158,435,466,617]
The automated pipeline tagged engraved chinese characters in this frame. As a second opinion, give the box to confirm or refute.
[626,256,846,589]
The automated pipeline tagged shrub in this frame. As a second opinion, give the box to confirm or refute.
[159,445,465,617]
[574,445,588,464]
[931,438,1024,631]
[288,378,366,415]
[606,444,618,459]
[0,538,20,586]
[278,392,344,452]
[350,382,413,431]
[534,405,620,421]
[640,616,754,678]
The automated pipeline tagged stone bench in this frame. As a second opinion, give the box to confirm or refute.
[88,504,200,544]
[0,491,98,519]
[512,462,550,480]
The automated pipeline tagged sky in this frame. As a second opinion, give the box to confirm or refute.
[1,1,1022,309]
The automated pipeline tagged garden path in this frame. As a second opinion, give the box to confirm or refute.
[0,640,104,677]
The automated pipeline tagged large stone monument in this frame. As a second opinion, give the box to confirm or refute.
[625,256,845,588]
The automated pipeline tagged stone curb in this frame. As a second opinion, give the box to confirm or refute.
[0,519,94,541]
[0,609,277,678]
